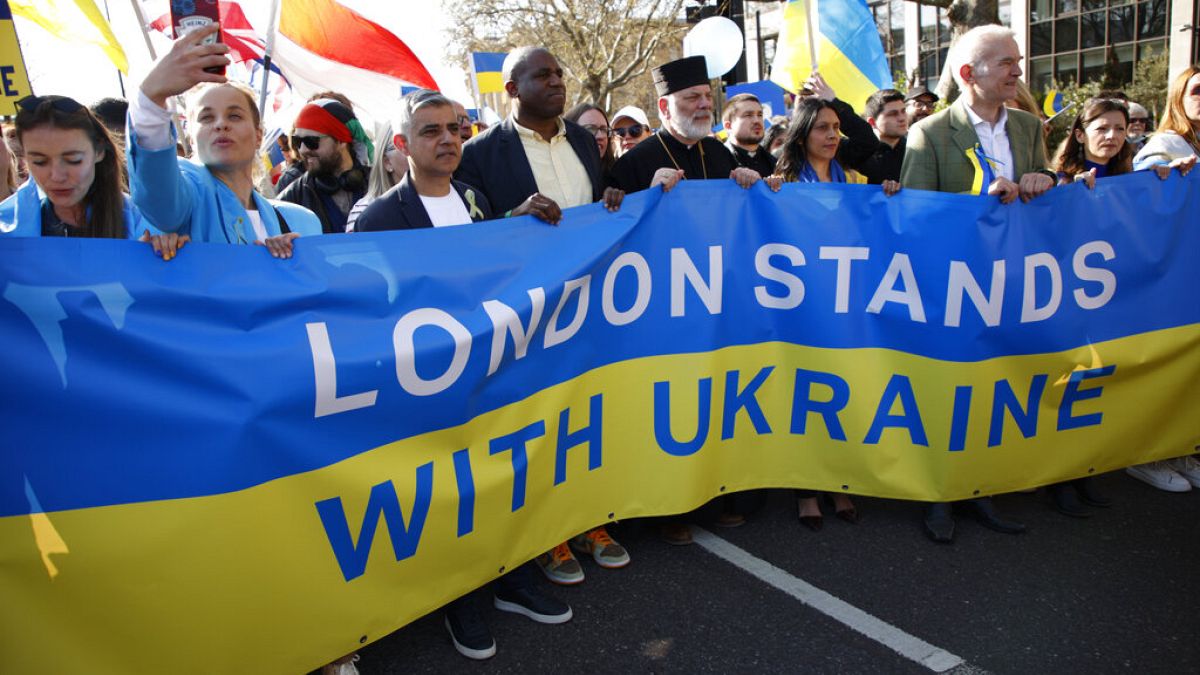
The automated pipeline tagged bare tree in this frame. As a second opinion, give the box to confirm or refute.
[920,0,1000,101]
[443,0,687,111]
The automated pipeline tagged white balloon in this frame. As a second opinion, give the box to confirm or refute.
[683,17,745,79]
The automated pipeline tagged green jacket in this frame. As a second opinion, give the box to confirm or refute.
[900,100,1049,194]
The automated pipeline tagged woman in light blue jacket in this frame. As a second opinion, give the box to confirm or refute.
[128,23,321,260]
[0,95,154,239]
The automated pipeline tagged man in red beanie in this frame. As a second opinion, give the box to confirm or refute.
[278,97,373,233]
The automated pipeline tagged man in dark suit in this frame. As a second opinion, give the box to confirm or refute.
[455,46,622,224]
[900,25,1056,544]
[357,90,491,232]
[356,90,573,661]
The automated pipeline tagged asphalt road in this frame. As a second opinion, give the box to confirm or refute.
[348,470,1199,673]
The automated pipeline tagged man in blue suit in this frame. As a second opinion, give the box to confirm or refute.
[357,89,574,662]
[455,46,622,223]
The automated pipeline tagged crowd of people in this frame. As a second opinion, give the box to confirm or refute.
[2,22,1199,673]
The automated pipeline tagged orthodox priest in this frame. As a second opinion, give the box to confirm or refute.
[607,55,776,193]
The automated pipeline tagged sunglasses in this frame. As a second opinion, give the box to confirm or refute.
[16,95,85,115]
[290,135,324,150]
[612,124,648,138]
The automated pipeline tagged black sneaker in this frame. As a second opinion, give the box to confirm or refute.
[493,586,573,624]
[445,604,496,660]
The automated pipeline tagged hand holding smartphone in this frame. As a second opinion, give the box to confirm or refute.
[171,0,225,76]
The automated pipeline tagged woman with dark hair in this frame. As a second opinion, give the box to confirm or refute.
[761,119,789,158]
[564,102,616,172]
[773,75,898,532]
[127,23,320,260]
[774,75,900,195]
[0,95,153,238]
[1052,98,1132,189]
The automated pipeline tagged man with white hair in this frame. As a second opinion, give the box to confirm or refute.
[900,24,1056,204]
[900,25,1055,544]
[607,55,770,194]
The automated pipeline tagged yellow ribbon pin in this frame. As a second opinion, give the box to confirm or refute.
[464,190,484,220]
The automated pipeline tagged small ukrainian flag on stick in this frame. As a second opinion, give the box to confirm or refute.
[471,52,507,95]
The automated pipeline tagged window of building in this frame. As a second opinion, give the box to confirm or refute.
[869,0,906,85]
[1027,0,1168,92]
[916,1,949,90]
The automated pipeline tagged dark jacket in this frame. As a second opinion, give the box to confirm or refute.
[848,136,906,184]
[355,174,493,232]
[277,166,367,234]
[725,140,777,177]
[454,117,604,215]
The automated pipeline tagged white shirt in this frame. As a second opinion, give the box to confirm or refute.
[129,89,175,152]
[963,102,1014,181]
[246,209,267,241]
[419,192,472,228]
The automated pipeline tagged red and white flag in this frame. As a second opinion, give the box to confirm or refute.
[272,0,438,118]
[148,1,266,65]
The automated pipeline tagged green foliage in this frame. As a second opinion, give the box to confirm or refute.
[1125,53,1170,122]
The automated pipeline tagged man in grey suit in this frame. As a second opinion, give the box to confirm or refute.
[901,25,1056,203]
[901,25,1055,543]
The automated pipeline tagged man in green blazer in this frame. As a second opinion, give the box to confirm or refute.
[900,25,1055,544]
[901,26,1056,203]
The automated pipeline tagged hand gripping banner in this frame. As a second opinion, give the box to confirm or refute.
[2,172,1198,672]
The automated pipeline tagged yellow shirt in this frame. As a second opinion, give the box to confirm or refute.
[514,118,593,209]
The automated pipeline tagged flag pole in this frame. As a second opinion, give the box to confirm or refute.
[127,0,157,60]
[101,0,125,96]
[258,0,282,118]
[803,0,817,75]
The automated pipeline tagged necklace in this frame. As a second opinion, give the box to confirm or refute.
[656,132,708,179]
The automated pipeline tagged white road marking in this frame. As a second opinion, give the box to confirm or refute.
[693,527,968,673]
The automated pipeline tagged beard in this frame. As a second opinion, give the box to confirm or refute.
[307,151,344,177]
[667,97,713,141]
[735,129,763,146]
[671,112,713,142]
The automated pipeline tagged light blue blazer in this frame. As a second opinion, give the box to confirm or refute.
[127,133,321,243]
[0,179,158,238]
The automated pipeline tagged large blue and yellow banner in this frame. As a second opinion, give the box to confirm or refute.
[2,173,1198,673]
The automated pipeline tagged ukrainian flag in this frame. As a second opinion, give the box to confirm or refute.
[471,51,507,95]
[1043,89,1065,117]
[770,0,893,113]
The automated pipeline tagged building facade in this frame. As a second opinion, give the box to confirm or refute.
[743,0,1198,95]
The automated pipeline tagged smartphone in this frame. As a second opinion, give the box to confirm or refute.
[170,0,225,76]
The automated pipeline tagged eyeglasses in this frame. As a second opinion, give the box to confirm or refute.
[582,124,611,138]
[612,124,648,138]
[1129,117,1149,124]
[290,135,324,150]
[16,95,85,115]
[457,115,472,126]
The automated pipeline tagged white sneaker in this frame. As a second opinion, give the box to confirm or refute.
[1167,456,1200,488]
[1126,461,1192,492]
[320,654,360,675]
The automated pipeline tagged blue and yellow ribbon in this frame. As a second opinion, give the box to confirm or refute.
[965,143,1001,196]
